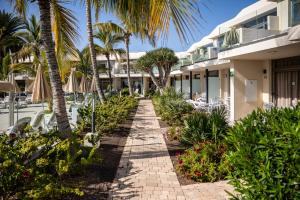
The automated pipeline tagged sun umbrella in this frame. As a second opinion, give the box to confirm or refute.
[25,81,34,93]
[0,81,15,92]
[288,24,300,41]
[64,68,79,102]
[31,65,52,103]
[64,68,79,93]
[79,76,90,93]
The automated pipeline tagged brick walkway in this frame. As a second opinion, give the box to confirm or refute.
[109,100,233,200]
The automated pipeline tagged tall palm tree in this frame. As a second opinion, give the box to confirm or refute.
[85,0,106,103]
[93,28,124,91]
[10,0,80,137]
[95,20,154,96]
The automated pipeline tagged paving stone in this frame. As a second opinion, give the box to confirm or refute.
[109,100,233,200]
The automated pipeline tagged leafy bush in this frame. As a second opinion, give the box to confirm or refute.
[0,131,100,199]
[167,126,181,141]
[180,106,229,145]
[226,105,300,199]
[77,96,138,134]
[177,142,230,182]
[95,96,137,133]
[153,87,193,125]
[120,88,130,96]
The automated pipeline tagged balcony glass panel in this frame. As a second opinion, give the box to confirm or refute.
[292,0,300,26]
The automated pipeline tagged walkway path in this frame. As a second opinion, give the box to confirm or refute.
[109,100,232,200]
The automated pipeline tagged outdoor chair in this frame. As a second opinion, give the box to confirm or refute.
[6,117,32,137]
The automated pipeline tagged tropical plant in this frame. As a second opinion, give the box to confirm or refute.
[102,0,203,43]
[180,112,211,145]
[180,106,229,145]
[226,105,300,199]
[10,0,80,136]
[0,10,25,62]
[93,27,125,91]
[16,15,41,61]
[177,142,230,182]
[0,131,101,199]
[71,48,92,78]
[95,17,155,96]
[153,87,193,125]
[84,0,106,103]
[223,27,239,48]
[136,48,178,94]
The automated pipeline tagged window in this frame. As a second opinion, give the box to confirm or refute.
[242,10,277,29]
[291,0,300,26]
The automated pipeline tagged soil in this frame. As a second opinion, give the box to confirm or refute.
[158,119,197,186]
[64,108,137,200]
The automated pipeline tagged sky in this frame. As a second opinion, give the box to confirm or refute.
[1,0,257,52]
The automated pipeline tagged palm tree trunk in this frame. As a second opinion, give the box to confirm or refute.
[125,37,133,96]
[105,54,113,93]
[85,0,105,103]
[37,0,71,137]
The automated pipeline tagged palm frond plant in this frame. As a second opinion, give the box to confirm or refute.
[93,28,125,92]
[222,27,240,48]
[9,0,81,136]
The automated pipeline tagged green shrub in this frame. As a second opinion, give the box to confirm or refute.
[180,112,211,145]
[180,106,229,145]
[177,142,230,182]
[226,105,300,199]
[167,126,181,141]
[120,88,130,96]
[153,87,193,125]
[77,96,138,134]
[95,96,138,133]
[0,131,100,199]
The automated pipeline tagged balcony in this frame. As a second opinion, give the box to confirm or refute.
[220,27,280,52]
[171,58,193,72]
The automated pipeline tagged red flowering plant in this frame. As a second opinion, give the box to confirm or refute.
[176,142,231,182]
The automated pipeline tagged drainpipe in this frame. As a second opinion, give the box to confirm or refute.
[189,71,193,99]
[205,69,209,103]
[180,74,183,93]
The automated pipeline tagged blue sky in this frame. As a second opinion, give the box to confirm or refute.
[2,0,256,52]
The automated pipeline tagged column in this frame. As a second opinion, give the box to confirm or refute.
[205,69,209,103]
[189,71,193,99]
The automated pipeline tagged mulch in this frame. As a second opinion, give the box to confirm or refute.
[158,119,197,186]
[64,108,137,200]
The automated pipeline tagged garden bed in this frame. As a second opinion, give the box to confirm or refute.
[64,108,137,200]
[160,121,196,186]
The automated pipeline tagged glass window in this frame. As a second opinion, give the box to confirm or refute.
[292,0,300,26]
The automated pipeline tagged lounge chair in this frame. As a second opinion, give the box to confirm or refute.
[6,117,32,137]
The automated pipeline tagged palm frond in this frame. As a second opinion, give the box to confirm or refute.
[50,0,79,56]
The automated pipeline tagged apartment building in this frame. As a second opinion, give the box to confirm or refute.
[167,0,300,121]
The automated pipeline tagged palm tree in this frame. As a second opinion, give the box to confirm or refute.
[84,0,106,103]
[16,15,41,62]
[72,48,93,78]
[93,28,124,92]
[102,0,202,43]
[95,20,154,96]
[10,0,80,137]
[0,10,25,65]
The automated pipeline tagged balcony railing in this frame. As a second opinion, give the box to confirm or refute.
[220,27,280,51]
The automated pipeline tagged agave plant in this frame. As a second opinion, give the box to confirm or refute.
[180,112,211,145]
[223,27,239,48]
